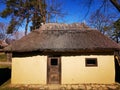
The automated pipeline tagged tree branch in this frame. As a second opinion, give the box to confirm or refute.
[110,0,120,12]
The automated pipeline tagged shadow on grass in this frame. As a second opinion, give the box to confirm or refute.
[0,68,11,86]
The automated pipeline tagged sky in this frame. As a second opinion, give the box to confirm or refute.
[0,0,120,32]
[49,0,120,23]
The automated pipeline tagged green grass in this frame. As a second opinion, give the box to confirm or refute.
[0,65,11,68]
[0,53,7,62]
[0,53,11,68]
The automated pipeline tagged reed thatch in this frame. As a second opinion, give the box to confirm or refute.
[4,23,120,53]
[40,23,91,30]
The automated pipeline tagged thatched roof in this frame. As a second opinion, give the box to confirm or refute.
[4,23,120,53]
[40,23,91,30]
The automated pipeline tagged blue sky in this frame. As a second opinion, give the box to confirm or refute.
[60,0,120,23]
[0,4,9,23]
[0,0,120,31]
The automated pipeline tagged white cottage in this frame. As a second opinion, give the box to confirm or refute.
[4,23,120,84]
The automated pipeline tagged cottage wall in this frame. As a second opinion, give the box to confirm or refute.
[11,55,115,84]
[61,55,115,84]
[12,55,47,84]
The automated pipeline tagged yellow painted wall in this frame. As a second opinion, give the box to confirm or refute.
[61,55,115,84]
[12,55,47,84]
[12,55,115,84]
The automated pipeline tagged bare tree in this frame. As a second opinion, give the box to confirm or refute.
[112,19,120,43]
[46,0,67,23]
[78,0,120,20]
[0,22,11,40]
[88,11,115,35]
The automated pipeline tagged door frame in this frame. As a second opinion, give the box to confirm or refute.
[47,56,61,84]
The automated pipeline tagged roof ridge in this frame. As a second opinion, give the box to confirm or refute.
[40,23,91,30]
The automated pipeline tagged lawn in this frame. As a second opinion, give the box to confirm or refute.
[0,65,11,69]
[0,53,7,62]
[0,53,11,68]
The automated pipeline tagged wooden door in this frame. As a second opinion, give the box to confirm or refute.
[47,56,61,84]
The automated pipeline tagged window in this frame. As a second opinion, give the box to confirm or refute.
[51,58,58,66]
[85,58,97,67]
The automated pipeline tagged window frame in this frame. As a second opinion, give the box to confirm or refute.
[50,58,58,66]
[85,58,98,67]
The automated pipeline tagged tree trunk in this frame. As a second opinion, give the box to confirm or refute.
[116,36,119,43]
[38,0,46,24]
[25,17,29,35]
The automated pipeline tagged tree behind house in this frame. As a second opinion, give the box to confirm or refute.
[112,19,120,43]
[88,11,115,35]
[0,22,11,40]
[0,0,46,35]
